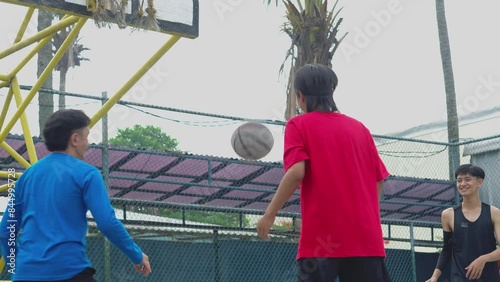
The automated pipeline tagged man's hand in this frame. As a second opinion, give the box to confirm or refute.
[257,214,276,240]
[465,256,486,280]
[134,252,152,277]
[256,162,303,241]
[424,277,438,282]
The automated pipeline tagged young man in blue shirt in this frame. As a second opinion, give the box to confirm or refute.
[0,109,151,281]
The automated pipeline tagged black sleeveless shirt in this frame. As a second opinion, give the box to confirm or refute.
[451,203,500,281]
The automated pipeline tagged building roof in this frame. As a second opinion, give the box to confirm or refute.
[0,135,456,223]
[462,138,500,156]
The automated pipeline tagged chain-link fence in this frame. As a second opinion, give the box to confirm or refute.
[1,130,500,281]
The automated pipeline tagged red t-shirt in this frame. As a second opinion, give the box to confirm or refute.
[284,112,389,260]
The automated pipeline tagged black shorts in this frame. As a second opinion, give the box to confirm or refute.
[15,267,96,282]
[298,257,392,282]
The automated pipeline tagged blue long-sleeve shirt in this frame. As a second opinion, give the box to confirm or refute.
[0,153,143,280]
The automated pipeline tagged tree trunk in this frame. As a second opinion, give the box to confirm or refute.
[436,0,460,182]
[285,66,297,121]
[59,66,67,110]
[37,10,54,135]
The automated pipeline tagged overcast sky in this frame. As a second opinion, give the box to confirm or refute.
[1,0,500,161]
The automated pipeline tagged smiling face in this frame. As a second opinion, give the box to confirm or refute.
[456,173,483,197]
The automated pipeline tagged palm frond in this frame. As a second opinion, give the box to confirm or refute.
[266,0,279,6]
[285,0,302,21]
[313,4,321,18]
[330,0,340,16]
[284,0,303,33]
[321,0,328,17]
[295,0,304,13]
[330,31,348,56]
[328,5,343,28]
[279,42,295,76]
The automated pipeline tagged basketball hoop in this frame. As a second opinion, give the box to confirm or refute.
[134,0,160,31]
[86,0,159,31]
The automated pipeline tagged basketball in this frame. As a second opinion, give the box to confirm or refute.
[231,122,274,160]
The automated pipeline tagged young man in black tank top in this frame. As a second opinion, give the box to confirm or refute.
[426,164,500,282]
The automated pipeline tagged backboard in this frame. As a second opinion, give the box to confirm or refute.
[0,0,199,38]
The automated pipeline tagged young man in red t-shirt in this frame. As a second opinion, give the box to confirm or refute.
[257,64,391,282]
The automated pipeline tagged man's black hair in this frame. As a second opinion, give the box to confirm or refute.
[42,109,90,152]
[294,64,339,113]
[454,164,485,180]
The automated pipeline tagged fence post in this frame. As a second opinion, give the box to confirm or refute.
[410,222,417,282]
[102,91,112,282]
[213,229,221,282]
[450,139,460,205]
[208,159,212,186]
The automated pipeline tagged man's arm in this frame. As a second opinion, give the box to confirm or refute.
[464,206,500,280]
[426,208,453,282]
[83,169,151,276]
[84,171,141,261]
[257,161,305,240]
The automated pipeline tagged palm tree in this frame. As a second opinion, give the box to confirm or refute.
[53,26,90,109]
[267,0,347,120]
[435,0,459,183]
[37,10,54,135]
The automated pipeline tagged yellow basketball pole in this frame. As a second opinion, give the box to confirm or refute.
[90,35,182,127]
[0,184,11,193]
[9,34,54,78]
[0,15,79,59]
[0,81,9,88]
[15,7,35,43]
[0,138,28,194]
[0,171,22,193]
[8,10,59,78]
[0,74,10,81]
[0,88,13,131]
[0,141,30,168]
[0,17,87,144]
[11,77,37,164]
[0,171,22,179]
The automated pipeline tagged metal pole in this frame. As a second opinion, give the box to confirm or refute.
[89,35,181,128]
[11,77,37,164]
[101,91,112,282]
[450,140,461,205]
[14,8,35,44]
[208,159,212,186]
[0,141,30,168]
[409,222,417,282]
[213,230,221,282]
[0,16,79,59]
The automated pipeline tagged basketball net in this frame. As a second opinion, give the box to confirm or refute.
[87,0,160,31]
